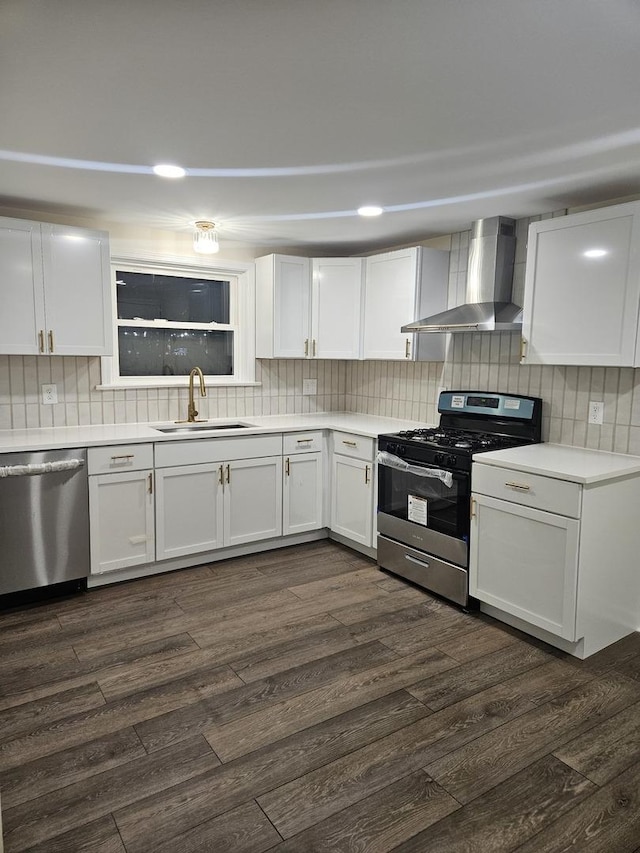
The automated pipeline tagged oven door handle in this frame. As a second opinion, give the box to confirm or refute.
[376,451,454,488]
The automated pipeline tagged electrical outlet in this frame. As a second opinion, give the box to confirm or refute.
[41,384,58,405]
[302,378,317,395]
[588,400,604,424]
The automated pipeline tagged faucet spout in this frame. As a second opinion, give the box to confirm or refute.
[178,366,207,424]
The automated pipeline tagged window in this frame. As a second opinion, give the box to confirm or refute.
[100,256,256,388]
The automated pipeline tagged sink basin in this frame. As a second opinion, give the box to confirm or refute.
[154,423,250,434]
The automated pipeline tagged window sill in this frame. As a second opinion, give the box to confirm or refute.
[96,380,262,391]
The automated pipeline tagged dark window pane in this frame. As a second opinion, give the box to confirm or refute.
[116,271,230,324]
[118,327,233,377]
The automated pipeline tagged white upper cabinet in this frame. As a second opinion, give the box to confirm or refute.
[255,254,362,359]
[521,201,640,366]
[311,257,363,359]
[362,246,449,361]
[0,216,112,356]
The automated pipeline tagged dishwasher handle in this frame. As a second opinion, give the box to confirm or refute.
[0,459,85,478]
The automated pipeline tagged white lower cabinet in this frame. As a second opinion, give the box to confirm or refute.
[330,432,375,549]
[154,435,284,561]
[88,445,156,575]
[155,463,224,560]
[283,452,323,535]
[470,492,580,640]
[470,455,640,658]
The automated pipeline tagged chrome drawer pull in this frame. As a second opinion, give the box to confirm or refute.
[342,440,357,447]
[405,554,430,569]
[296,438,313,443]
[505,481,531,491]
[111,454,135,462]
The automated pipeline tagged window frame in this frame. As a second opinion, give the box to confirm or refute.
[100,253,256,389]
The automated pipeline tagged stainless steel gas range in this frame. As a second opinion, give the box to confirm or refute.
[376,391,543,608]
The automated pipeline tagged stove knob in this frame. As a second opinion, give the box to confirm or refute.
[396,444,406,457]
[386,443,396,454]
[434,452,445,466]
[447,454,458,468]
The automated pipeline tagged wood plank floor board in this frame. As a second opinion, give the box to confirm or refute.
[0,663,241,772]
[2,541,639,852]
[206,646,460,762]
[387,755,596,853]
[425,671,640,804]
[134,639,400,753]
[256,676,544,838]
[151,800,282,853]
[13,814,127,853]
[3,735,219,852]
[114,690,431,853]
[0,727,145,810]
[512,759,640,853]
[407,647,574,712]
[267,770,460,853]
[552,699,640,785]
[0,633,199,707]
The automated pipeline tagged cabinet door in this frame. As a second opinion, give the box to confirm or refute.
[41,224,113,356]
[283,452,323,535]
[311,258,362,358]
[469,493,580,640]
[330,454,373,547]
[522,202,640,366]
[224,456,283,546]
[89,470,155,574]
[362,248,419,360]
[0,217,45,354]
[155,463,224,560]
[271,256,311,358]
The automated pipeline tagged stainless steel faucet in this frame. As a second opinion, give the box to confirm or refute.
[177,366,207,423]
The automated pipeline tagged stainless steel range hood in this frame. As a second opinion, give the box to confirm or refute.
[402,216,521,333]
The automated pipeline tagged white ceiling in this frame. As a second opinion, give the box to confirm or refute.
[1,0,640,254]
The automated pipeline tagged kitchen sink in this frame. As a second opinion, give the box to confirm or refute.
[153,423,251,434]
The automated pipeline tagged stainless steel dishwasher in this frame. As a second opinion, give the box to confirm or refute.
[0,448,89,596]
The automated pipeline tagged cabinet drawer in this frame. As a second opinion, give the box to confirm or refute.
[472,463,581,518]
[332,431,374,461]
[283,431,324,454]
[88,443,153,474]
[154,434,283,468]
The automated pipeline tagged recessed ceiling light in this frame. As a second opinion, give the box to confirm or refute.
[583,248,608,258]
[357,205,384,217]
[153,164,186,178]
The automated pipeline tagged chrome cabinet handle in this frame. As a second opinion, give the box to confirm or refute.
[405,338,411,359]
[48,330,54,353]
[147,472,153,494]
[304,339,309,356]
[342,440,357,447]
[285,457,290,476]
[365,464,371,484]
[225,464,230,484]
[505,481,531,491]
[111,454,135,462]
[218,464,224,485]
[296,438,313,444]
[470,496,476,519]
[38,330,45,353]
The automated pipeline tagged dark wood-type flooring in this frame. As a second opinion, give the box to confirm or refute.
[1,540,640,852]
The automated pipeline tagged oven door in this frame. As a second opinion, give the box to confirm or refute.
[377,452,470,566]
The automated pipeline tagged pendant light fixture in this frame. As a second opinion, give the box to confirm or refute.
[193,221,220,254]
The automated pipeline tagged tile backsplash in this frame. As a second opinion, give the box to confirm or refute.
[2,211,640,454]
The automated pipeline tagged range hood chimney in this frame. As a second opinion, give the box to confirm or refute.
[402,216,521,333]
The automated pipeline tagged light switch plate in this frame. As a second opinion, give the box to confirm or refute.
[41,384,58,405]
[302,378,317,395]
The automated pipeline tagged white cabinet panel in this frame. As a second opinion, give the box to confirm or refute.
[0,216,112,356]
[470,493,580,640]
[311,258,362,358]
[225,456,283,546]
[362,247,448,361]
[330,454,373,547]
[283,451,323,535]
[89,469,154,574]
[42,224,112,356]
[155,463,224,560]
[255,254,311,358]
[522,201,640,366]
[0,218,44,354]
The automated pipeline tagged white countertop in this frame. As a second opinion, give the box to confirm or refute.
[0,413,424,454]
[474,442,640,485]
